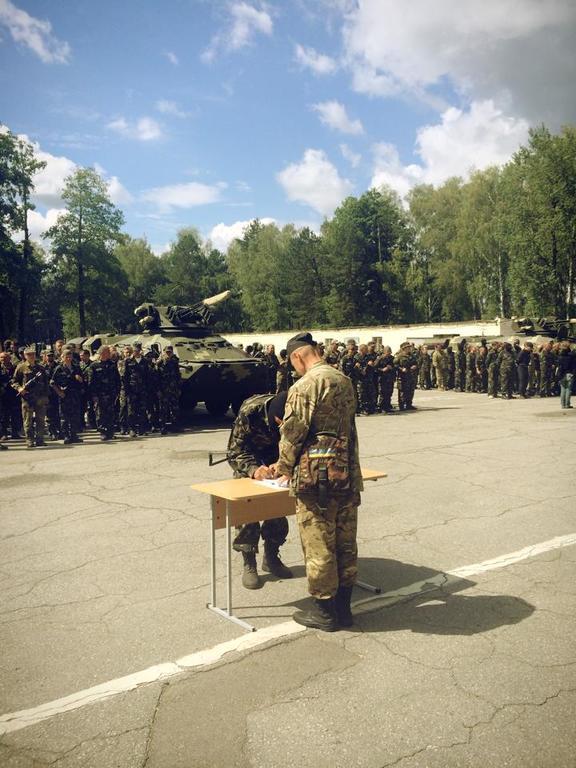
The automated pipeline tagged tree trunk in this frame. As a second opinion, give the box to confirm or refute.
[77,212,86,336]
[17,198,30,344]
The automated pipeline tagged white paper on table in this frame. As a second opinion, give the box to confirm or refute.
[254,478,290,489]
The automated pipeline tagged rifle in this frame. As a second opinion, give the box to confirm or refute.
[17,371,43,397]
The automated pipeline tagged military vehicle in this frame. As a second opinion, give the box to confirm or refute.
[85,292,270,416]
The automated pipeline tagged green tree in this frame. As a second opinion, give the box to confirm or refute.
[45,167,125,335]
[0,128,46,340]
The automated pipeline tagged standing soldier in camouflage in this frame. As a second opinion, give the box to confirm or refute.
[88,345,121,440]
[340,341,361,413]
[417,345,431,389]
[498,342,516,399]
[11,348,51,448]
[375,345,396,412]
[454,340,467,392]
[41,349,61,439]
[263,344,279,393]
[117,345,132,434]
[324,340,341,368]
[539,341,555,397]
[275,349,289,393]
[432,343,448,390]
[157,345,181,433]
[446,344,456,389]
[122,342,150,437]
[50,349,84,444]
[227,391,292,589]
[394,342,418,410]
[273,332,363,631]
[528,344,540,396]
[0,352,10,446]
[465,344,478,393]
[476,343,488,393]
[486,342,500,398]
[1,351,21,438]
[79,348,95,431]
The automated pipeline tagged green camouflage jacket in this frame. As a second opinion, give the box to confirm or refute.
[227,393,278,479]
[276,361,363,496]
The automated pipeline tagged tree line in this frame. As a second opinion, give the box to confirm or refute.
[1,124,575,342]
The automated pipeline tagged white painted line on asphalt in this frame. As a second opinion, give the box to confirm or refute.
[1,532,575,735]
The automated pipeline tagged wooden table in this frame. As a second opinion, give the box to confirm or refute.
[191,468,386,631]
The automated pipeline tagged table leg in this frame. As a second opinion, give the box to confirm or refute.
[210,496,216,607]
[226,500,232,614]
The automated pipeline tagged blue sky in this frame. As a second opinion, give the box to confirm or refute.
[1,0,575,254]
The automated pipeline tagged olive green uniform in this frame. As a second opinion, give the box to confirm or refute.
[11,362,50,446]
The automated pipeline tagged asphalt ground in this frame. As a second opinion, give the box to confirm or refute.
[0,391,575,767]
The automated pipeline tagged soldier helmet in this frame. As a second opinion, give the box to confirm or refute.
[24,347,36,355]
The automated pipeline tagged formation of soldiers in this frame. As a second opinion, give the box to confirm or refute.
[244,337,576,415]
[0,338,182,449]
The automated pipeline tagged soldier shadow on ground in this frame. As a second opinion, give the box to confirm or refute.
[239,557,535,637]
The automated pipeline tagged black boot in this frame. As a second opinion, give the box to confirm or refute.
[293,598,339,632]
[262,543,293,579]
[241,552,261,590]
[335,585,354,627]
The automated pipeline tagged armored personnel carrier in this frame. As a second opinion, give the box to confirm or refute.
[86,292,269,416]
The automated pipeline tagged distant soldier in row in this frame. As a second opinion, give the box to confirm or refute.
[88,345,121,440]
[156,345,181,433]
[122,341,149,437]
[276,349,289,393]
[394,342,418,410]
[418,345,432,389]
[375,346,396,412]
[50,349,84,444]
[12,347,50,448]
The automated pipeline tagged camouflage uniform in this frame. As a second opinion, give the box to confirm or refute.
[539,348,555,397]
[1,358,21,437]
[89,359,121,438]
[79,359,95,429]
[486,347,500,397]
[432,348,448,390]
[340,353,361,412]
[227,393,288,553]
[50,362,83,441]
[355,352,377,414]
[117,357,129,433]
[323,349,341,368]
[156,354,181,430]
[276,362,362,599]
[12,361,50,446]
[454,345,467,391]
[394,347,418,410]
[498,347,516,398]
[417,350,431,389]
[446,347,455,389]
[465,349,478,393]
[476,347,488,393]
[122,356,150,434]
[375,353,396,411]
[528,350,540,395]
[42,358,61,439]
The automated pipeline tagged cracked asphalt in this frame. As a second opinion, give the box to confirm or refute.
[1,392,575,767]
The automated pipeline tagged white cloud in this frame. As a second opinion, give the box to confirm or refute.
[142,181,227,212]
[155,100,189,118]
[209,217,276,252]
[151,242,171,256]
[107,116,163,141]
[202,2,273,62]
[164,51,178,66]
[371,100,530,197]
[31,145,76,207]
[294,43,337,75]
[343,0,576,126]
[26,207,66,242]
[277,149,353,217]
[0,0,70,63]
[92,163,133,205]
[312,100,363,135]
[340,143,361,168]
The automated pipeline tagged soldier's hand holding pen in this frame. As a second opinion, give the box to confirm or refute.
[253,464,273,480]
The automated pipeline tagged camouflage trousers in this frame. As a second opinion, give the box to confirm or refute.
[95,394,117,435]
[127,392,148,433]
[296,492,359,599]
[46,394,60,438]
[418,368,431,389]
[465,370,477,393]
[434,366,447,390]
[487,367,499,397]
[21,397,48,443]
[540,368,553,397]
[233,517,289,554]
[398,374,415,409]
[377,377,395,411]
[500,368,514,398]
[159,390,180,426]
[356,379,376,414]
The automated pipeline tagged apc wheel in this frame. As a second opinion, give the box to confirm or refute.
[205,398,230,417]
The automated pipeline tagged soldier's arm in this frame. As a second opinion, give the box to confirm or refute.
[226,410,261,478]
[11,365,23,392]
[276,385,313,477]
